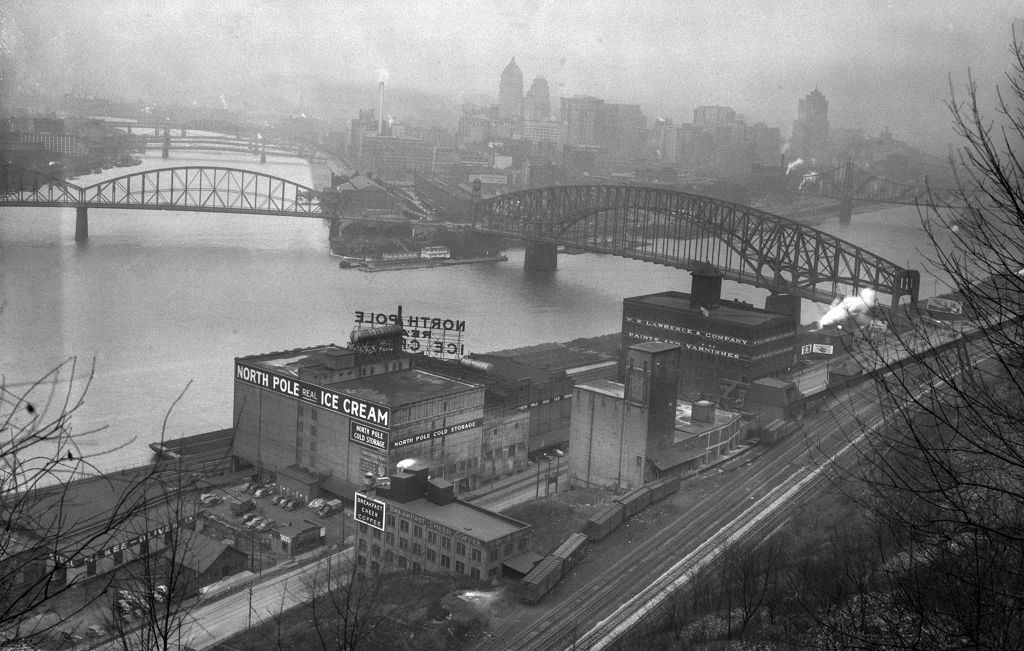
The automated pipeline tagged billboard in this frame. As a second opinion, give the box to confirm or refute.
[800,343,835,356]
[354,492,387,531]
[353,308,467,360]
[235,361,390,428]
[926,297,963,315]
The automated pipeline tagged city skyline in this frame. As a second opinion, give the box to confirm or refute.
[2,1,1020,155]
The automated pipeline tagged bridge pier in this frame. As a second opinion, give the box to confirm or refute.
[162,135,170,159]
[524,242,558,271]
[75,207,88,241]
[838,197,852,225]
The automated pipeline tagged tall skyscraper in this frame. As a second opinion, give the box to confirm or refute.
[525,77,551,120]
[792,88,830,160]
[561,95,604,146]
[498,58,524,120]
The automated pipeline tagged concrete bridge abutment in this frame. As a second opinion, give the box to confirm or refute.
[75,207,88,241]
[524,241,558,271]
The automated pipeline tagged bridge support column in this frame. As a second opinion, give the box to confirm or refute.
[329,218,341,239]
[524,242,558,271]
[259,149,266,164]
[162,138,170,159]
[75,207,88,241]
[838,196,852,225]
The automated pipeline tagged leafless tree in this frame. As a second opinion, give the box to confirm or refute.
[0,357,198,646]
[835,26,1024,649]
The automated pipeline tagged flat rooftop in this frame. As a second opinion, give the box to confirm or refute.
[576,379,626,399]
[330,369,479,406]
[240,344,358,376]
[386,497,529,543]
[626,291,787,327]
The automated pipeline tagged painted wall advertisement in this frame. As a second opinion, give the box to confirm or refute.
[390,418,483,450]
[235,361,390,428]
[350,422,389,452]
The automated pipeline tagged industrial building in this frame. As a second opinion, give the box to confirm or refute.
[620,267,799,398]
[352,463,532,579]
[569,342,745,491]
[232,326,537,499]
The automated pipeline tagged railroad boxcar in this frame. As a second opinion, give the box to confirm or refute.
[646,475,680,502]
[519,556,564,605]
[616,486,652,518]
[550,532,588,572]
[584,502,625,541]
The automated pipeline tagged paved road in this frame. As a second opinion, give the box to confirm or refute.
[178,550,352,650]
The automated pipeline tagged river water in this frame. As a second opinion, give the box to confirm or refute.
[0,152,949,470]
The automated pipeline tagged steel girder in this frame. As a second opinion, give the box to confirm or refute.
[0,165,83,206]
[794,163,960,206]
[0,165,322,217]
[475,184,919,305]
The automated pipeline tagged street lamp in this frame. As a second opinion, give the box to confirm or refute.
[552,449,565,495]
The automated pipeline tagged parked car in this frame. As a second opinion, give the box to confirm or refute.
[256,519,275,532]
[230,499,256,516]
[200,494,223,506]
[253,487,273,498]
[307,498,326,510]
[283,499,300,511]
[317,499,344,517]
[246,517,266,529]
[241,513,262,526]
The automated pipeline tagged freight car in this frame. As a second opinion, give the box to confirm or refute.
[615,486,652,518]
[550,532,588,572]
[519,555,564,605]
[584,502,625,541]
[646,475,681,502]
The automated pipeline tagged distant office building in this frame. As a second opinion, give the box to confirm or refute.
[693,105,738,127]
[499,58,524,120]
[525,77,551,120]
[561,95,604,147]
[519,119,567,150]
[620,268,799,398]
[349,108,378,159]
[359,134,437,179]
[792,88,830,160]
[601,103,646,161]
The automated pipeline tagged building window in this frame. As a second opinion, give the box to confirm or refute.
[441,536,451,550]
[358,539,366,551]
[385,550,393,563]
[471,567,480,580]
[504,542,514,556]
[399,537,408,550]
[490,548,499,561]
[412,562,421,572]
[372,529,381,539]
[400,519,409,532]
[426,549,436,563]
[357,555,366,567]
[471,549,481,562]
[507,445,515,457]
[427,531,437,544]
[386,515,396,527]
[385,533,394,546]
[298,423,304,433]
[455,542,466,556]
[455,561,464,575]
[413,543,422,555]
[398,556,407,569]
[413,525,423,538]
[370,560,379,573]
[636,455,642,467]
[440,555,450,568]
[371,544,380,558]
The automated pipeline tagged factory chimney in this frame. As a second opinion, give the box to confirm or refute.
[377,81,384,136]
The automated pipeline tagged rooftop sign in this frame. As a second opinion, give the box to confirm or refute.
[354,492,387,531]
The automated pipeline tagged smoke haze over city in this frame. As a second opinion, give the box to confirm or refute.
[2,0,1020,154]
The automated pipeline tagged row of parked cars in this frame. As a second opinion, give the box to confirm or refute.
[240,482,344,517]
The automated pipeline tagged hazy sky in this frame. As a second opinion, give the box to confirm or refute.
[3,0,1022,153]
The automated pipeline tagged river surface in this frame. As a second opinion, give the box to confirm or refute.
[0,152,951,470]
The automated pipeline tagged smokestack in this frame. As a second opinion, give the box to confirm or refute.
[377,81,384,136]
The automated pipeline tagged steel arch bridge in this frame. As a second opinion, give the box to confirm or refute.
[0,164,323,217]
[794,161,961,206]
[474,184,920,306]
